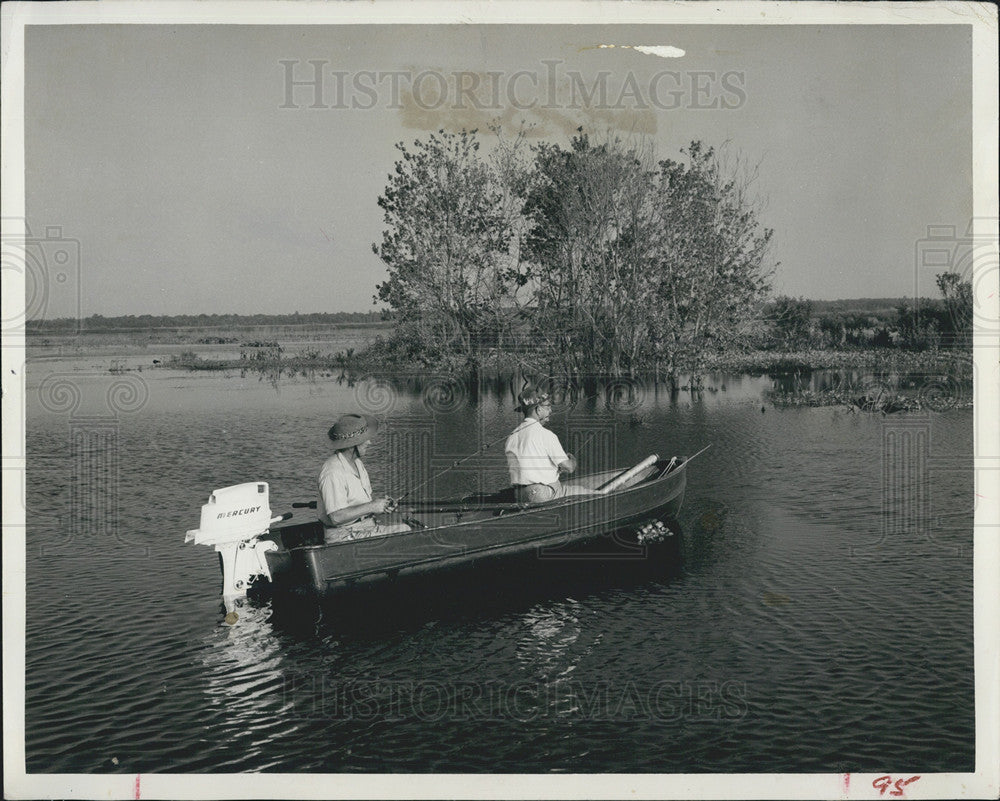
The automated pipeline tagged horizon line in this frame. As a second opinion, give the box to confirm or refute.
[25,295,949,325]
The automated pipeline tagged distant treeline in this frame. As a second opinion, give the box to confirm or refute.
[26,310,385,334]
[763,274,972,351]
[802,298,914,315]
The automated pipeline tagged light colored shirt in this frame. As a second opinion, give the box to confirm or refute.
[317,451,372,527]
[505,419,569,485]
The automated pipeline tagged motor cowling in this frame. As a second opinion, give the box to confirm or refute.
[185,482,280,607]
[186,482,273,545]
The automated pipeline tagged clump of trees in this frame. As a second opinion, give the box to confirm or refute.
[770,296,816,350]
[374,128,776,381]
[935,271,974,347]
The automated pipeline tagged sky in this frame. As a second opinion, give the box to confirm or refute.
[24,21,973,317]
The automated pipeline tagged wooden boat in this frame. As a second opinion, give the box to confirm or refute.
[186,455,690,608]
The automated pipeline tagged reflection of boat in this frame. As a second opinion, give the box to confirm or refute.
[186,456,690,607]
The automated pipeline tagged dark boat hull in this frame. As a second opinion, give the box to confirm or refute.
[263,458,687,600]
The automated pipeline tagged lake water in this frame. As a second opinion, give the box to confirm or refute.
[22,359,974,773]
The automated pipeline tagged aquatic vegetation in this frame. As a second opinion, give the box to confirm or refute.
[699,347,971,376]
[767,379,972,413]
[636,519,674,545]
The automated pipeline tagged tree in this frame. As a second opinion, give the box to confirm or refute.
[374,129,775,377]
[373,129,525,363]
[522,135,775,380]
[645,142,775,381]
[770,296,815,349]
[895,299,942,351]
[935,271,973,347]
[523,131,660,375]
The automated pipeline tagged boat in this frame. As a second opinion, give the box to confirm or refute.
[185,453,693,610]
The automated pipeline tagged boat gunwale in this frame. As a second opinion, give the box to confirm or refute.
[280,457,688,552]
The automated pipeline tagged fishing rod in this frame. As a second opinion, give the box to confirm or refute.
[574,430,600,457]
[660,443,712,477]
[291,428,646,511]
[684,444,712,463]
[392,425,516,505]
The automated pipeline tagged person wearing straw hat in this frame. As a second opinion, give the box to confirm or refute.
[505,385,595,505]
[318,413,411,544]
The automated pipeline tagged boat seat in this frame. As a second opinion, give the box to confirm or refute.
[461,487,517,505]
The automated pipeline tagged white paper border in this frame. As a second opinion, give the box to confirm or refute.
[2,2,997,799]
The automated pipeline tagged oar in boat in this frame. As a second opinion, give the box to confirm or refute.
[595,444,712,494]
[596,454,660,494]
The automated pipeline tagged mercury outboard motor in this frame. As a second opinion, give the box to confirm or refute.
[184,482,287,606]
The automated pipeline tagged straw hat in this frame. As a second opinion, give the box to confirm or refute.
[327,414,380,451]
[515,384,551,414]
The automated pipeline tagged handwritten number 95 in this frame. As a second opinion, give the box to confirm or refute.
[873,775,921,797]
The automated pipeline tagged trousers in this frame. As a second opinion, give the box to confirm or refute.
[513,481,594,505]
[324,516,411,544]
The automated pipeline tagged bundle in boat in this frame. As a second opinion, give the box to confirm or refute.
[596,454,660,494]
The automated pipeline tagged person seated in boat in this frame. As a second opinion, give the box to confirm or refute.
[505,385,596,505]
[318,413,411,544]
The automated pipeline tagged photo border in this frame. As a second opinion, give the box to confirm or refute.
[2,2,997,799]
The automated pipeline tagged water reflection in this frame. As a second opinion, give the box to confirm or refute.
[330,368,776,413]
[768,367,972,397]
[200,602,293,736]
[515,601,583,683]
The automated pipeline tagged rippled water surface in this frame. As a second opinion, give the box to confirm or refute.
[23,361,974,773]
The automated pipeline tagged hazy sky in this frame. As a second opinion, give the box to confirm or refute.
[25,23,972,317]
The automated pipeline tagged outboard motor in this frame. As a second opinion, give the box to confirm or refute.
[185,482,286,606]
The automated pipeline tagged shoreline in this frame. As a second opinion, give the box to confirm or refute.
[25,336,972,376]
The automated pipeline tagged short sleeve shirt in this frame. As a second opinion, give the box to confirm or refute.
[317,451,373,526]
[505,419,569,485]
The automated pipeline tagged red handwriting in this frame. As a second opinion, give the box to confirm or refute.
[873,775,920,797]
